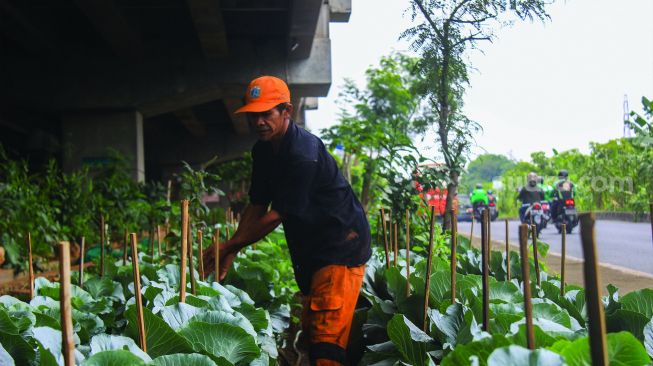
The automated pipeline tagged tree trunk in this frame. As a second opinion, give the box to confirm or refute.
[443,170,460,231]
[360,158,376,212]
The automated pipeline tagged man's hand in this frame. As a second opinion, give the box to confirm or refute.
[202,242,238,281]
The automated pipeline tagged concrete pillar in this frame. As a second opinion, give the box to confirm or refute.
[62,111,145,182]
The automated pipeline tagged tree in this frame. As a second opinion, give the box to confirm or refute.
[460,153,515,192]
[402,0,550,229]
[321,54,425,211]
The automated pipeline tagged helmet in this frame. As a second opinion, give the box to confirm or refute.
[475,183,483,189]
[527,172,537,183]
[558,170,569,178]
[487,190,493,194]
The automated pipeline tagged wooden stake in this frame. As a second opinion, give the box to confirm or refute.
[505,219,510,281]
[27,232,34,300]
[450,210,458,304]
[561,224,567,296]
[649,203,653,246]
[519,225,535,350]
[423,206,436,332]
[531,225,541,287]
[579,213,608,366]
[481,209,490,332]
[187,227,196,295]
[405,209,411,297]
[123,229,128,265]
[130,233,147,352]
[380,208,390,269]
[100,214,105,277]
[79,237,85,288]
[149,227,154,259]
[469,217,474,244]
[198,230,205,281]
[393,222,398,268]
[157,224,162,256]
[180,200,189,303]
[214,228,220,282]
[58,241,75,366]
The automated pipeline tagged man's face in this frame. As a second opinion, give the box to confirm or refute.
[247,105,291,142]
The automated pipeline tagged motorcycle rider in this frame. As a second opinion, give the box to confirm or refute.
[538,177,554,202]
[551,169,575,221]
[470,183,489,220]
[518,172,545,223]
[487,190,497,205]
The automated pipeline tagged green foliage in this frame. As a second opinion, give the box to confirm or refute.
[461,154,516,193]
[498,137,652,217]
[321,53,428,212]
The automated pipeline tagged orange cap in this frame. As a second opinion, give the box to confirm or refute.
[234,76,291,114]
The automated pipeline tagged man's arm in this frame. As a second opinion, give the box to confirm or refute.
[203,204,282,276]
[227,204,283,252]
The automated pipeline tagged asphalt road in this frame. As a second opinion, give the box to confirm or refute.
[457,219,653,275]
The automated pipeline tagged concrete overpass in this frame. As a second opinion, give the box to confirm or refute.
[0,0,351,181]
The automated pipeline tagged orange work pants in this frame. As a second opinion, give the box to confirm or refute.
[301,264,365,366]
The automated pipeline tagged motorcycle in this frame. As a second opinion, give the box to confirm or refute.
[540,200,551,228]
[521,202,545,237]
[488,201,499,221]
[473,202,488,222]
[555,198,578,234]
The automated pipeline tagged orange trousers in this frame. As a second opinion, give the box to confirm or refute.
[301,264,365,366]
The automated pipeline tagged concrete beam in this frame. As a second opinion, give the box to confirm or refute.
[74,0,144,60]
[287,0,322,60]
[186,0,229,59]
[2,38,332,116]
[222,99,250,135]
[174,108,206,138]
[329,0,352,22]
[0,0,57,55]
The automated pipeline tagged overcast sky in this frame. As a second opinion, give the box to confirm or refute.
[305,0,653,162]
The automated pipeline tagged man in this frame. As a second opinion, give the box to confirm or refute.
[517,172,545,223]
[203,76,371,366]
[470,183,489,220]
[551,169,575,221]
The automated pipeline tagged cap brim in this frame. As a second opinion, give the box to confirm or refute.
[234,101,282,114]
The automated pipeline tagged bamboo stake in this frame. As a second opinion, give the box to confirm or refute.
[393,222,398,267]
[27,232,34,300]
[561,224,567,296]
[214,228,220,282]
[405,209,411,297]
[389,209,393,265]
[123,229,128,265]
[157,224,162,256]
[100,214,105,277]
[531,225,541,287]
[380,208,390,268]
[505,219,510,281]
[79,237,85,288]
[469,218,474,244]
[130,233,147,352]
[450,210,458,304]
[519,225,535,350]
[649,203,653,246]
[198,230,205,281]
[579,213,608,366]
[149,227,154,259]
[58,241,75,366]
[422,206,436,332]
[481,209,490,332]
[188,220,196,295]
[180,200,189,303]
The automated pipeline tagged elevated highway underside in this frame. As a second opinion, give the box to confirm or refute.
[0,0,350,180]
